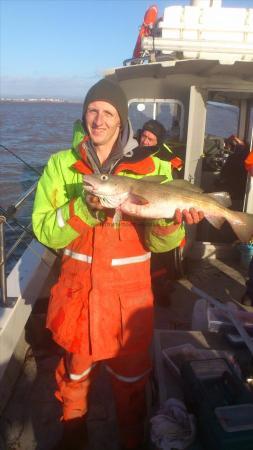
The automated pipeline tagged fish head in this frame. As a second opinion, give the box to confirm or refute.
[83,174,131,208]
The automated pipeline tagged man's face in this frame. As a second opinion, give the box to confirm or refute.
[85,101,121,147]
[140,130,158,146]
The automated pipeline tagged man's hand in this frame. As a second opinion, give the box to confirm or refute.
[152,208,204,237]
[174,208,204,225]
[86,194,105,211]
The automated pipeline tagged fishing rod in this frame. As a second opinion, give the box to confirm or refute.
[0,144,42,176]
[5,182,38,218]
[0,144,41,238]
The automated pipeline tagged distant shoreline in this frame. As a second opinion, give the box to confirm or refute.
[0,98,82,104]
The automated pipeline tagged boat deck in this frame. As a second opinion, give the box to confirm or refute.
[0,253,250,450]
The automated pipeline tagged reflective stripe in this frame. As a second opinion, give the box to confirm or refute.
[56,207,65,228]
[105,365,151,383]
[111,252,151,266]
[63,250,150,265]
[69,363,96,381]
[64,249,92,263]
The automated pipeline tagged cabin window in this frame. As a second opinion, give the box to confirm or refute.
[128,99,184,141]
[206,101,239,138]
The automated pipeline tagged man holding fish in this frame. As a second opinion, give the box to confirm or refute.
[33,78,251,450]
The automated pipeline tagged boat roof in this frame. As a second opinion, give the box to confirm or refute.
[106,59,253,83]
[106,59,253,100]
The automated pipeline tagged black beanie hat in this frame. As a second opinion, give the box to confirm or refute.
[142,120,166,145]
[82,78,128,128]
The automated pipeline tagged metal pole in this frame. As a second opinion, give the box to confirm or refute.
[0,216,7,305]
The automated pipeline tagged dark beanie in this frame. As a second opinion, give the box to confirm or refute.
[142,120,166,145]
[82,78,128,128]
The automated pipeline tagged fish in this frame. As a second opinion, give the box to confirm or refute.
[83,174,253,242]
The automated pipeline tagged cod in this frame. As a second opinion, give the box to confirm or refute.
[83,174,253,243]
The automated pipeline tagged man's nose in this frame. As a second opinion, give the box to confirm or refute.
[93,111,104,126]
[142,137,150,145]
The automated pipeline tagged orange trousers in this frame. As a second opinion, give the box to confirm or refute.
[55,351,152,449]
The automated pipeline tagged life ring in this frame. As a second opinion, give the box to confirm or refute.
[133,5,158,59]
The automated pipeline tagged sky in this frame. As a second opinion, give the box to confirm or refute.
[1,0,253,99]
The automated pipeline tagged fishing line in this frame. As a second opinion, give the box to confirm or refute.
[0,144,42,176]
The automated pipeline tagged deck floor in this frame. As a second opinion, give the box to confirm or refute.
[0,255,249,450]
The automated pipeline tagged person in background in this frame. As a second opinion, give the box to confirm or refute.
[138,119,186,306]
[139,119,184,178]
[241,148,253,307]
[217,135,250,210]
[32,79,204,450]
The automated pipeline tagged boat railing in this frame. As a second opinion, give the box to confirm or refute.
[0,183,38,307]
[0,144,43,307]
[0,216,7,307]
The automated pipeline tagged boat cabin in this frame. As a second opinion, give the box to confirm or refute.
[105,0,253,249]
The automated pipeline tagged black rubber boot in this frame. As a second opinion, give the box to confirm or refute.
[51,416,88,450]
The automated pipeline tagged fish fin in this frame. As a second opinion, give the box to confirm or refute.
[169,179,204,193]
[113,208,122,229]
[129,193,149,205]
[227,211,253,242]
[207,192,232,208]
[138,175,168,183]
[205,215,225,230]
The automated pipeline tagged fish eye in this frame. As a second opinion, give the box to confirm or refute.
[101,175,108,181]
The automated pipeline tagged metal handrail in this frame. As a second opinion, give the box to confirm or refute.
[0,145,43,306]
[0,216,7,305]
[6,223,32,260]
[0,184,38,306]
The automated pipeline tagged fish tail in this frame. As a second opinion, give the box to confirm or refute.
[226,210,253,242]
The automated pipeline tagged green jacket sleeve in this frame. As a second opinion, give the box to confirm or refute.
[32,152,99,249]
[145,220,185,253]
